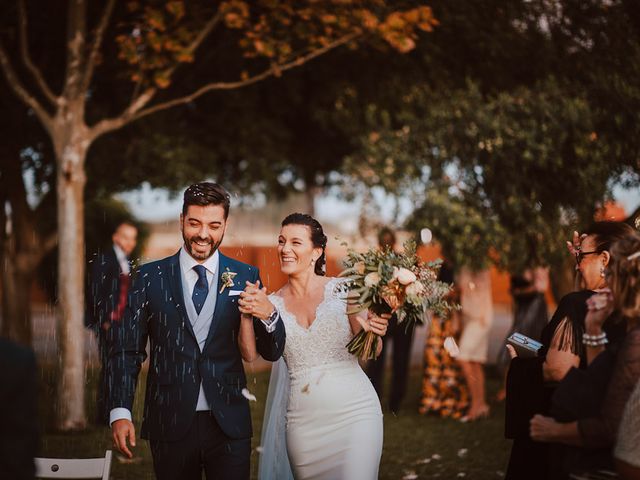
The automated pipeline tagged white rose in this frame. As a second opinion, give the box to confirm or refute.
[395,267,417,285]
[364,272,381,287]
[406,280,425,296]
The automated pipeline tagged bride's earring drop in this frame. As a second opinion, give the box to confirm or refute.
[600,266,606,278]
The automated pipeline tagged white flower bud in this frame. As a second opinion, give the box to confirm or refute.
[364,272,381,287]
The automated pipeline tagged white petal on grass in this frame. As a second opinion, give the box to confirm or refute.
[415,458,431,465]
[431,453,442,460]
[457,448,468,458]
[444,336,460,358]
[256,446,264,453]
[241,388,257,402]
[457,473,467,478]
[403,471,418,480]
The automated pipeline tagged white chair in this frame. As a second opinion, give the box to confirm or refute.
[35,450,112,479]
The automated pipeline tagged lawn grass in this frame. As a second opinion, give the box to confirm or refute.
[39,364,511,479]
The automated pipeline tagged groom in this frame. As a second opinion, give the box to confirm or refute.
[108,182,285,479]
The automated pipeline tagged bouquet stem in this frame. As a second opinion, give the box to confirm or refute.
[346,330,380,360]
[346,302,391,360]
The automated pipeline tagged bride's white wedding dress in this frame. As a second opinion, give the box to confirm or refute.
[258,278,383,480]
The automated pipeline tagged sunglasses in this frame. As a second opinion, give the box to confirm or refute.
[575,250,600,265]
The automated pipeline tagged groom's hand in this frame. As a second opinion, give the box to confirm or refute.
[112,419,136,458]
[239,280,274,320]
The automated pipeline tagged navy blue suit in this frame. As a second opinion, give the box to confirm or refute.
[108,251,285,478]
[86,247,129,424]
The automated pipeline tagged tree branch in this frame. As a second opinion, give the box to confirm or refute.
[18,0,59,107]
[0,43,53,132]
[80,0,116,93]
[90,32,360,140]
[63,0,87,98]
[124,8,226,131]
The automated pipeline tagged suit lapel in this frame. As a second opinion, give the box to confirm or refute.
[166,251,198,343]
[203,254,232,351]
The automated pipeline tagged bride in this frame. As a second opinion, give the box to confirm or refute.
[238,213,389,480]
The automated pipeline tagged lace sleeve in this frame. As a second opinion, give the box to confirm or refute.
[329,277,351,300]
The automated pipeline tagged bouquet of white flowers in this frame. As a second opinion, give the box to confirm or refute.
[339,239,454,360]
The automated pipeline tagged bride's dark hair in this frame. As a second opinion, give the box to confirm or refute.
[282,213,327,276]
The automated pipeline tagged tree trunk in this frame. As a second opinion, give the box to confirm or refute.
[54,135,88,430]
[304,186,318,217]
[0,254,33,345]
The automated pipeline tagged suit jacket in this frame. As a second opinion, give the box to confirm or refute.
[0,338,38,480]
[108,251,286,441]
[85,247,124,329]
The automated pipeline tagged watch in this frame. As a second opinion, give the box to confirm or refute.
[265,307,278,324]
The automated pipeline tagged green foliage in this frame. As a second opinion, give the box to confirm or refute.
[407,189,507,272]
[349,76,634,270]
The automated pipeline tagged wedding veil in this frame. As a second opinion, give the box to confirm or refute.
[257,357,294,480]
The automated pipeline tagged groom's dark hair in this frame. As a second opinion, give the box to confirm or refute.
[182,182,231,219]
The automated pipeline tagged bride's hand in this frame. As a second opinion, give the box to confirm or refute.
[239,280,275,320]
[362,311,390,336]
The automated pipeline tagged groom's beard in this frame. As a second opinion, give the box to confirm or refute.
[183,232,224,261]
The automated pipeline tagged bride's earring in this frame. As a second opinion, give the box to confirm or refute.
[600,265,606,277]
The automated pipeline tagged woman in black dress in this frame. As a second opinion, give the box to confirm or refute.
[504,221,635,480]
[528,232,640,477]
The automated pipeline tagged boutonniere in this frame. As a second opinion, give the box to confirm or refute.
[219,269,238,294]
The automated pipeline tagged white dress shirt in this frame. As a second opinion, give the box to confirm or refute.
[113,244,130,274]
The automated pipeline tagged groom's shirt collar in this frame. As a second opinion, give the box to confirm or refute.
[179,246,219,278]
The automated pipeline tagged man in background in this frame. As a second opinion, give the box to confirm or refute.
[86,221,137,424]
[366,227,416,414]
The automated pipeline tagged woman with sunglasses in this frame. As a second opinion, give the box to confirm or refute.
[529,231,640,478]
[504,221,635,480]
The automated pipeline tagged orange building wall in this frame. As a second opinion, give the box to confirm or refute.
[220,244,516,305]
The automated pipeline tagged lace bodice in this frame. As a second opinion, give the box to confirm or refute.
[269,278,357,376]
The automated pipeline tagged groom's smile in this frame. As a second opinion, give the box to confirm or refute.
[180,204,227,261]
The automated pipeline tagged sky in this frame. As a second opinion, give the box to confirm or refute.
[117,182,640,229]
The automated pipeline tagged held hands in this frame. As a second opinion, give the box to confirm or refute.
[359,311,390,336]
[112,419,136,458]
[239,280,275,321]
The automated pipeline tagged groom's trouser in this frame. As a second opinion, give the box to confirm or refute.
[150,411,250,480]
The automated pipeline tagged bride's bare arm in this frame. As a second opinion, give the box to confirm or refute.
[238,314,259,362]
